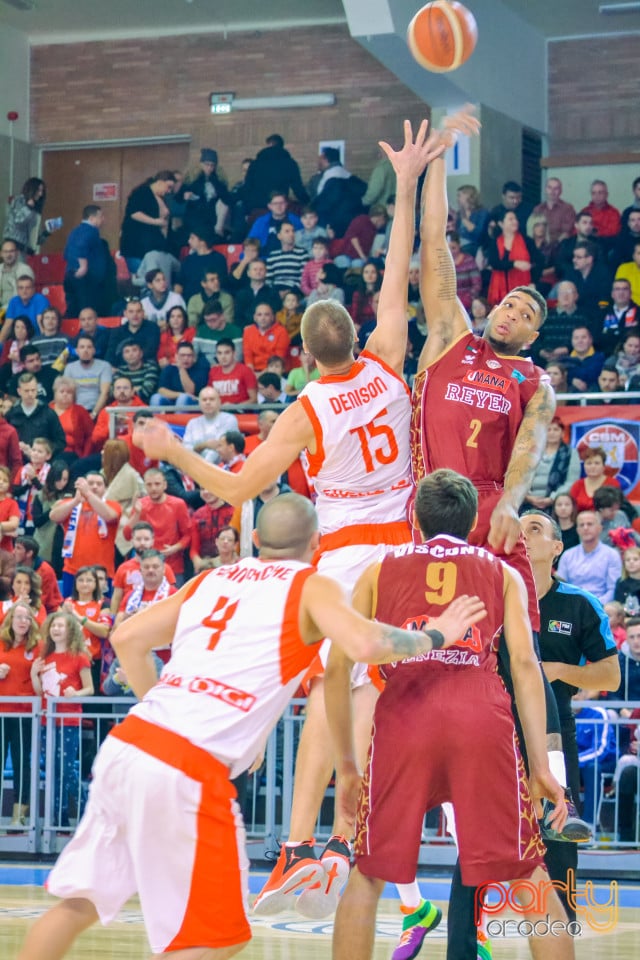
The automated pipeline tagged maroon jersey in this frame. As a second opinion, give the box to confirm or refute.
[375,536,505,683]
[410,331,547,486]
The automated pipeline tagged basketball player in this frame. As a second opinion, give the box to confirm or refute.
[329,470,573,960]
[16,494,486,960]
[411,113,583,960]
[134,112,479,919]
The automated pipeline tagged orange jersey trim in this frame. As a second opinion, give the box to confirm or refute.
[316,521,411,557]
[299,394,325,477]
[360,350,411,397]
[279,566,317,686]
[110,713,230,778]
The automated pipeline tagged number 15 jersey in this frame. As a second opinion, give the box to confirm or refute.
[298,351,412,536]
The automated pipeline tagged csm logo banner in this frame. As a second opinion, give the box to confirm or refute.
[570,419,640,494]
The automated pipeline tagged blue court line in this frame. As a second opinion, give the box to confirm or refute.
[2,865,637,908]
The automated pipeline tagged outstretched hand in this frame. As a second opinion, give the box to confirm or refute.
[428,594,487,648]
[132,418,179,462]
[440,104,481,148]
[378,119,447,181]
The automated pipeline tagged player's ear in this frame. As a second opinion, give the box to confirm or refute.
[524,330,539,347]
[470,511,478,533]
[252,530,261,550]
[411,507,424,541]
[552,538,564,559]
[309,530,320,552]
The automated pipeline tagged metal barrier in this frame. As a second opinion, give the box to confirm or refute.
[2,697,638,855]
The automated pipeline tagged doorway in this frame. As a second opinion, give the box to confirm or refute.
[41,141,190,253]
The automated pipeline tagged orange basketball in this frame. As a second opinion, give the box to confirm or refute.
[407,1,478,73]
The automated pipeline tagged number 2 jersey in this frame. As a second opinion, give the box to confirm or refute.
[130,557,317,778]
[298,350,412,541]
[410,331,547,487]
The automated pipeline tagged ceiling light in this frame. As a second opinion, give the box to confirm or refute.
[599,3,640,14]
[210,92,335,114]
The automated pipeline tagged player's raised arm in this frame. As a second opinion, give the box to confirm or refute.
[367,119,446,374]
[133,403,314,507]
[418,108,480,371]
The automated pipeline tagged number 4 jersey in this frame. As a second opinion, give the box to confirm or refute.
[130,558,317,777]
[298,350,412,537]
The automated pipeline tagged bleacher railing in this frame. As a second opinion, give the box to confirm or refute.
[1,697,638,857]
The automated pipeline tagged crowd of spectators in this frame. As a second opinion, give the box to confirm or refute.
[0,145,639,838]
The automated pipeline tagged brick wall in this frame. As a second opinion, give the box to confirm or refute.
[31,25,431,181]
[548,36,640,158]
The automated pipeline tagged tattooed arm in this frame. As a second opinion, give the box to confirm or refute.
[418,109,480,372]
[489,379,557,554]
[300,565,486,664]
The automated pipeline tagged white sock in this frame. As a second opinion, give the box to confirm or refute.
[548,750,567,789]
[396,881,422,910]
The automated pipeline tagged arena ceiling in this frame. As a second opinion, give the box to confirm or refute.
[0,0,639,43]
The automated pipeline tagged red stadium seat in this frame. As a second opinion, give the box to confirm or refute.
[27,253,66,284]
[113,251,130,282]
[214,244,243,271]
[60,315,123,336]
[41,284,67,315]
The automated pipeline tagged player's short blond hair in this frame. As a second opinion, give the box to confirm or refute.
[300,300,355,367]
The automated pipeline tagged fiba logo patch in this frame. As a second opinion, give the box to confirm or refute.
[571,419,640,494]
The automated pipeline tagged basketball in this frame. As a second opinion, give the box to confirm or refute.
[407,1,478,73]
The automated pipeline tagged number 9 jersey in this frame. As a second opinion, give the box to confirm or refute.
[298,350,413,540]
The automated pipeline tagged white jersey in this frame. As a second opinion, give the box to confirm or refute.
[132,557,316,777]
[298,350,412,538]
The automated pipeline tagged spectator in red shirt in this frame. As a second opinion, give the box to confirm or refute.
[586,179,622,243]
[0,410,22,478]
[49,472,121,596]
[90,375,146,454]
[242,301,290,373]
[110,520,176,614]
[207,339,257,404]
[0,601,40,822]
[49,377,93,460]
[0,465,20,553]
[14,535,62,614]
[334,205,387,268]
[113,548,177,631]
[124,468,191,584]
[244,409,278,455]
[190,489,234,572]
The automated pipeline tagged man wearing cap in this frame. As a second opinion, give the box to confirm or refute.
[175,148,230,241]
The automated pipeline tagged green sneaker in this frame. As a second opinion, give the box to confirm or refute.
[392,898,443,960]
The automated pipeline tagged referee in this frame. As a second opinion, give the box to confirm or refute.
[521,511,621,918]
